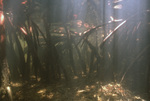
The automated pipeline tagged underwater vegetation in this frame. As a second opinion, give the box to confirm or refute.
[0,0,150,100]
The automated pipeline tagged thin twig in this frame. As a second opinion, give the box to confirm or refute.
[120,45,150,83]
